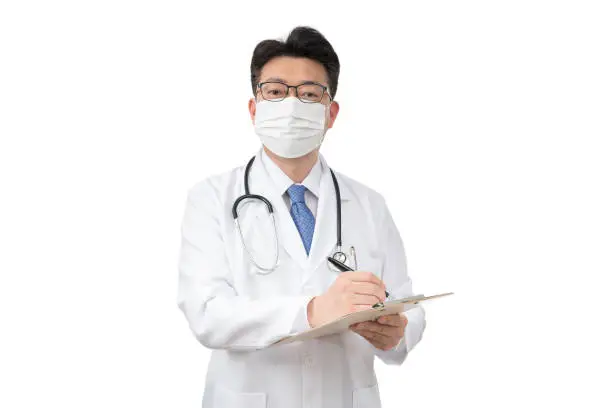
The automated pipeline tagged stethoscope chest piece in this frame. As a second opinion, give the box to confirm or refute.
[331,250,347,264]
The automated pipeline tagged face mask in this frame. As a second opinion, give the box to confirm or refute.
[254,97,327,159]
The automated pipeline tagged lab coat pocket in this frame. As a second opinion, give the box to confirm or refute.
[352,384,381,408]
[213,384,267,408]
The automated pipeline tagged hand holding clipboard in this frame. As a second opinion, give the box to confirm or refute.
[274,291,453,345]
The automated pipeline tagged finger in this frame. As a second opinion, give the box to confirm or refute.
[349,293,381,306]
[369,323,403,338]
[379,342,396,351]
[355,322,389,336]
[356,329,392,345]
[350,282,386,302]
[351,325,399,350]
[358,330,400,351]
[354,322,398,338]
[377,314,407,327]
[368,338,389,351]
[345,271,384,287]
[349,304,373,313]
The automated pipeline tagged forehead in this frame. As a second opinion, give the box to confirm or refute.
[260,56,328,86]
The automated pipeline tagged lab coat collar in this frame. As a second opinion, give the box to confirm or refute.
[318,153,353,202]
[258,147,353,202]
[260,148,323,199]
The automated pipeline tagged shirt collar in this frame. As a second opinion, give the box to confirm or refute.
[260,148,323,198]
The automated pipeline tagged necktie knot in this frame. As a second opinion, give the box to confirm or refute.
[287,184,307,204]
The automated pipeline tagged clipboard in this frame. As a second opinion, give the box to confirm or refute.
[273,292,453,345]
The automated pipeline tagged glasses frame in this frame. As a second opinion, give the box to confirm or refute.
[257,81,333,104]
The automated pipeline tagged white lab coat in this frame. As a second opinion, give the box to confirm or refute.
[177,149,426,408]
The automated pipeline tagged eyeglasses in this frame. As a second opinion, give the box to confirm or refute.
[257,81,331,103]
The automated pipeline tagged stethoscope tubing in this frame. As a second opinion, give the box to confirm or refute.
[233,155,342,249]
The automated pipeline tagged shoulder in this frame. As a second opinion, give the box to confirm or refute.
[186,164,245,205]
[333,170,387,208]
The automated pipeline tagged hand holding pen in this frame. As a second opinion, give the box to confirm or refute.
[306,262,388,328]
[326,256,407,351]
[327,256,390,298]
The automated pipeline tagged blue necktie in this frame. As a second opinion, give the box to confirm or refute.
[287,184,315,255]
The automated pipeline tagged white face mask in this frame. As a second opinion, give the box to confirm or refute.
[254,97,327,159]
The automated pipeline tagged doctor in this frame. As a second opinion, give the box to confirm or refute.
[177,26,426,408]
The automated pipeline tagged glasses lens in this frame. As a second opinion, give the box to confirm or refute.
[297,84,325,103]
[260,83,288,101]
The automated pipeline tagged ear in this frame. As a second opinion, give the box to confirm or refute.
[327,101,340,129]
[248,98,257,124]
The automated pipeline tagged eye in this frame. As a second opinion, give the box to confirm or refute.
[261,83,287,100]
[298,84,324,101]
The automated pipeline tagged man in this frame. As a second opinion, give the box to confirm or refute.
[178,26,425,408]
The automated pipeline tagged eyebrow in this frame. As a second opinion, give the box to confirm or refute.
[260,78,328,88]
[262,77,287,84]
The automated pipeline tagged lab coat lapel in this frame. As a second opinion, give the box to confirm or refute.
[307,158,338,272]
[249,152,309,270]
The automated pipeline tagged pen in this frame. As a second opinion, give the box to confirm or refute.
[350,246,357,270]
[327,256,389,298]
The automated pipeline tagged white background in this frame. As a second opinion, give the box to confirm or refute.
[1,1,611,407]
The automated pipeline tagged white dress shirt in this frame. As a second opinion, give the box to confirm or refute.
[260,149,323,218]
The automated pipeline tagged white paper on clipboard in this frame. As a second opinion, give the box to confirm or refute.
[273,292,453,346]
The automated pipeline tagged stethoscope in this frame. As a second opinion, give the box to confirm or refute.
[232,155,350,274]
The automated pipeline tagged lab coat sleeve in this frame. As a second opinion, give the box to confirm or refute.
[372,196,426,365]
[177,181,313,351]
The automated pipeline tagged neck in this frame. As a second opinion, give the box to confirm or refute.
[263,147,319,183]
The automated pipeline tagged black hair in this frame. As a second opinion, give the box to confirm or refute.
[250,26,340,99]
